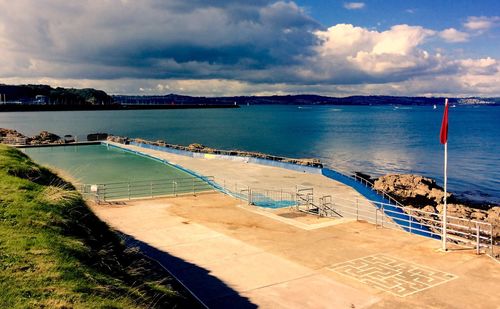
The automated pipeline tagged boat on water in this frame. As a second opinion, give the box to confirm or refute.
[433,104,437,109]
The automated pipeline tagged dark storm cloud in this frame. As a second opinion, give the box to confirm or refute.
[0,0,320,81]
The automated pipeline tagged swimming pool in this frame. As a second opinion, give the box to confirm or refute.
[23,144,214,200]
[23,144,193,184]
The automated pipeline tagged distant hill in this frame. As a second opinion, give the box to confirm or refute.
[114,94,500,106]
[0,84,113,105]
[1,84,498,107]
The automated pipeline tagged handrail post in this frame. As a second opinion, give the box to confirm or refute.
[381,205,384,227]
[476,223,480,255]
[409,210,412,233]
[356,198,359,221]
[193,178,195,196]
[490,224,494,257]
[128,182,131,200]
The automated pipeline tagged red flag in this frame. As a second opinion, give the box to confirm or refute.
[440,98,449,144]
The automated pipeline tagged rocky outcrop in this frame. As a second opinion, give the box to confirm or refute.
[0,128,26,138]
[1,128,65,145]
[107,135,130,144]
[28,131,63,145]
[373,174,450,206]
[374,174,499,244]
[0,128,28,144]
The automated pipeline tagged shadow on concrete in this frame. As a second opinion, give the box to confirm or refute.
[120,233,258,309]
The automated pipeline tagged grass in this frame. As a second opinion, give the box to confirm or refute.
[0,145,200,308]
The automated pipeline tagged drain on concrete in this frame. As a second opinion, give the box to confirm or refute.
[328,254,457,297]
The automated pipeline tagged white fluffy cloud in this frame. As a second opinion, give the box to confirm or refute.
[464,16,500,32]
[439,28,470,43]
[306,24,439,82]
[343,2,365,10]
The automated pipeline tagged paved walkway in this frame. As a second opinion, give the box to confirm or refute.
[91,195,379,308]
[91,193,500,309]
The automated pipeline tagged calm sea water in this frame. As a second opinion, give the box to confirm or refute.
[1,105,499,203]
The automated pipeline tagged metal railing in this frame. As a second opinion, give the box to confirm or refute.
[248,188,296,208]
[81,176,215,202]
[80,173,496,256]
[206,177,299,209]
[296,186,314,211]
[313,194,495,255]
[214,177,496,256]
[332,168,406,208]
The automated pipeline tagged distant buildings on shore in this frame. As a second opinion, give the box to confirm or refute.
[457,98,495,105]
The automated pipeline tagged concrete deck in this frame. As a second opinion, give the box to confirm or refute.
[91,193,500,309]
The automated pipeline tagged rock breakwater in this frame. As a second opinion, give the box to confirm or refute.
[107,135,323,168]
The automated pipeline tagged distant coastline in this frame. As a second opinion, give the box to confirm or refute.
[1,84,499,113]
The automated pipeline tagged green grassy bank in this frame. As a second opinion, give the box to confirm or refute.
[0,145,199,308]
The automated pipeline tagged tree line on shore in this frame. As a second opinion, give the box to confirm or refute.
[0,84,113,105]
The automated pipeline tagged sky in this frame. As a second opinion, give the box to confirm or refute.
[0,0,499,97]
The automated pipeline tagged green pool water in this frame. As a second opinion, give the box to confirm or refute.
[23,144,194,184]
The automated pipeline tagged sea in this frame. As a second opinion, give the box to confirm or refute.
[1,104,498,204]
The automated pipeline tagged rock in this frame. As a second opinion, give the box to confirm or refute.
[153,140,167,146]
[471,211,487,221]
[436,203,472,218]
[106,135,128,144]
[0,128,26,138]
[373,174,451,207]
[87,133,108,141]
[487,207,500,225]
[0,128,28,144]
[422,205,437,214]
[188,143,205,151]
[27,131,62,145]
[134,138,148,144]
[429,188,446,203]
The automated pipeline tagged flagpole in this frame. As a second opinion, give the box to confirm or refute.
[442,98,448,251]
[442,139,448,250]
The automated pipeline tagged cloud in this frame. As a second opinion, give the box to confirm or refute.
[0,1,499,96]
[464,16,500,32]
[343,2,365,10]
[308,24,440,83]
[0,0,319,81]
[439,28,470,43]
